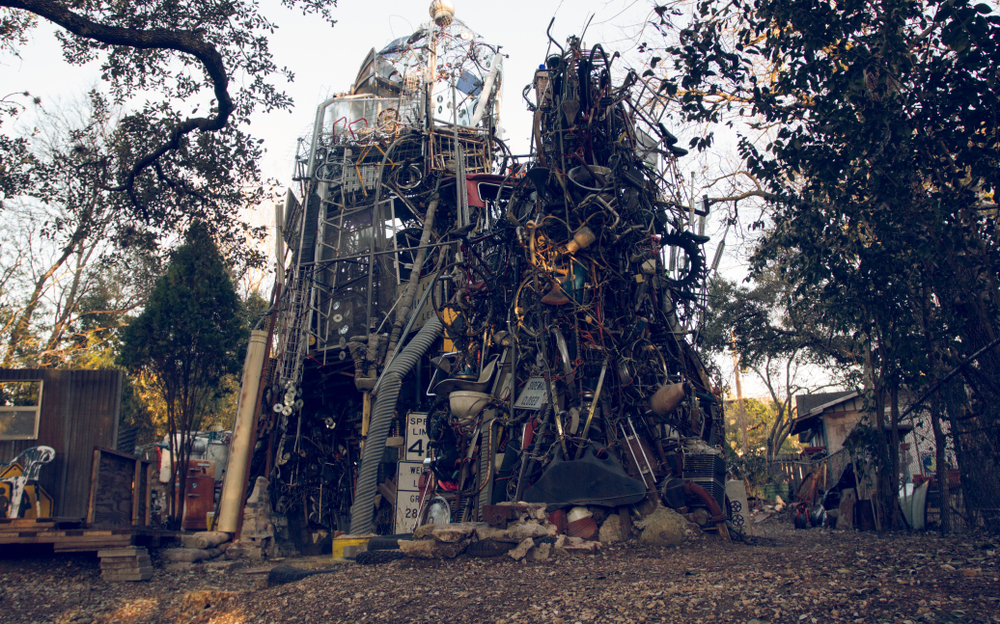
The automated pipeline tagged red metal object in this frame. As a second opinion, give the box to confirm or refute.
[465,174,509,208]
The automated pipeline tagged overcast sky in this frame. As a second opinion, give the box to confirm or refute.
[1,1,656,181]
[0,0,794,397]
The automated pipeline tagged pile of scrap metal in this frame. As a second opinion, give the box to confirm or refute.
[218,2,734,554]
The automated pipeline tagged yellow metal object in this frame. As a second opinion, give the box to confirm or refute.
[360,391,372,453]
[441,308,457,351]
[332,535,371,559]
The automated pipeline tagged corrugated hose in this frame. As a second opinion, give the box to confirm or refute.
[349,315,443,535]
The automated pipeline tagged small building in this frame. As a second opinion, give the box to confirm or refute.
[791,390,952,485]
[792,391,863,455]
[0,369,123,519]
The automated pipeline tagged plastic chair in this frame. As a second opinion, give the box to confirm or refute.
[1,446,56,519]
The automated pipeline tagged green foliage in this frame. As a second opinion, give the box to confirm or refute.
[658,0,1000,528]
[1,91,264,368]
[700,274,843,459]
[0,0,337,207]
[119,221,247,404]
[726,397,802,454]
[118,220,246,524]
[700,274,859,378]
[725,448,770,497]
[119,375,157,447]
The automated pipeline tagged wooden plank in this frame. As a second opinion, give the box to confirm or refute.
[0,522,57,532]
[0,533,131,545]
[0,516,84,528]
[143,463,152,526]
[87,448,101,525]
[132,459,141,525]
[55,541,132,553]
[93,446,141,463]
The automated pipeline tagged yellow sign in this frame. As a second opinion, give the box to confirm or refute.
[0,462,54,519]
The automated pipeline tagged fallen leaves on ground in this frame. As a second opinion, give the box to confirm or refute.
[1,520,998,624]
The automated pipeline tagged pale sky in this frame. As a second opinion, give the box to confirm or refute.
[1,0,790,397]
[1,0,659,182]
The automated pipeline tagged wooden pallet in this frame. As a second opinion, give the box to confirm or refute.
[0,517,86,531]
[0,518,178,552]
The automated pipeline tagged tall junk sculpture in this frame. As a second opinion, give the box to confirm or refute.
[231,2,729,549]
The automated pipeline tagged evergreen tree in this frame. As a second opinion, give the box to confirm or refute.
[119,221,246,526]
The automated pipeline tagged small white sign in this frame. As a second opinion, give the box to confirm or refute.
[726,479,750,535]
[394,489,424,533]
[514,377,547,410]
[404,412,429,461]
[396,460,425,492]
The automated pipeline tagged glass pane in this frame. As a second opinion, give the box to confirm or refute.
[0,409,38,439]
[0,381,41,407]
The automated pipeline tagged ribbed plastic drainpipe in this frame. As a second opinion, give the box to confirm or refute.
[349,315,442,535]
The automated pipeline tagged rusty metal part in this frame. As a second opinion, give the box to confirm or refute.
[683,480,726,522]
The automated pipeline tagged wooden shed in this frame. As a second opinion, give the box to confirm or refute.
[0,369,123,520]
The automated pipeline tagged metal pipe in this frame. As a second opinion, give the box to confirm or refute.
[684,480,725,522]
[370,248,445,397]
[350,316,443,534]
[386,194,440,358]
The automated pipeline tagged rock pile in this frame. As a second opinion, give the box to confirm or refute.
[397,500,703,562]
[235,476,290,559]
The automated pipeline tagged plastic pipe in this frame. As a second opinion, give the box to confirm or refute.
[470,53,503,128]
[350,316,443,535]
[217,330,268,533]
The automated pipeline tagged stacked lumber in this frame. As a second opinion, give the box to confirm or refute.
[99,546,153,582]
[0,517,133,552]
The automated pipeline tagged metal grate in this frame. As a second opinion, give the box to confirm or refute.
[684,453,727,511]
[429,129,490,174]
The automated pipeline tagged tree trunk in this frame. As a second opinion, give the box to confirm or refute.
[929,388,952,533]
[888,383,903,530]
[937,229,1000,531]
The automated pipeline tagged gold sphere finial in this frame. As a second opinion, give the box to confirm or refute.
[429,0,455,27]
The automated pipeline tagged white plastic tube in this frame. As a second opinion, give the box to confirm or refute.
[217,330,268,533]
[470,53,503,128]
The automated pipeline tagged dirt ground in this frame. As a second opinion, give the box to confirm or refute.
[2,518,998,624]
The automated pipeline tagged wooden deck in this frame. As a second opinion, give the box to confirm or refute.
[0,517,177,553]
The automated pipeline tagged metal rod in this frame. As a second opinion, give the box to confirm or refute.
[628,418,657,487]
[575,359,607,459]
[315,240,452,267]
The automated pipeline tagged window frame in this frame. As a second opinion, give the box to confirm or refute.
[0,380,44,440]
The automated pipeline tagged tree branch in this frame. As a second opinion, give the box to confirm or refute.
[2,0,234,206]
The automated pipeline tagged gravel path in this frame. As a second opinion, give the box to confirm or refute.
[2,522,998,624]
